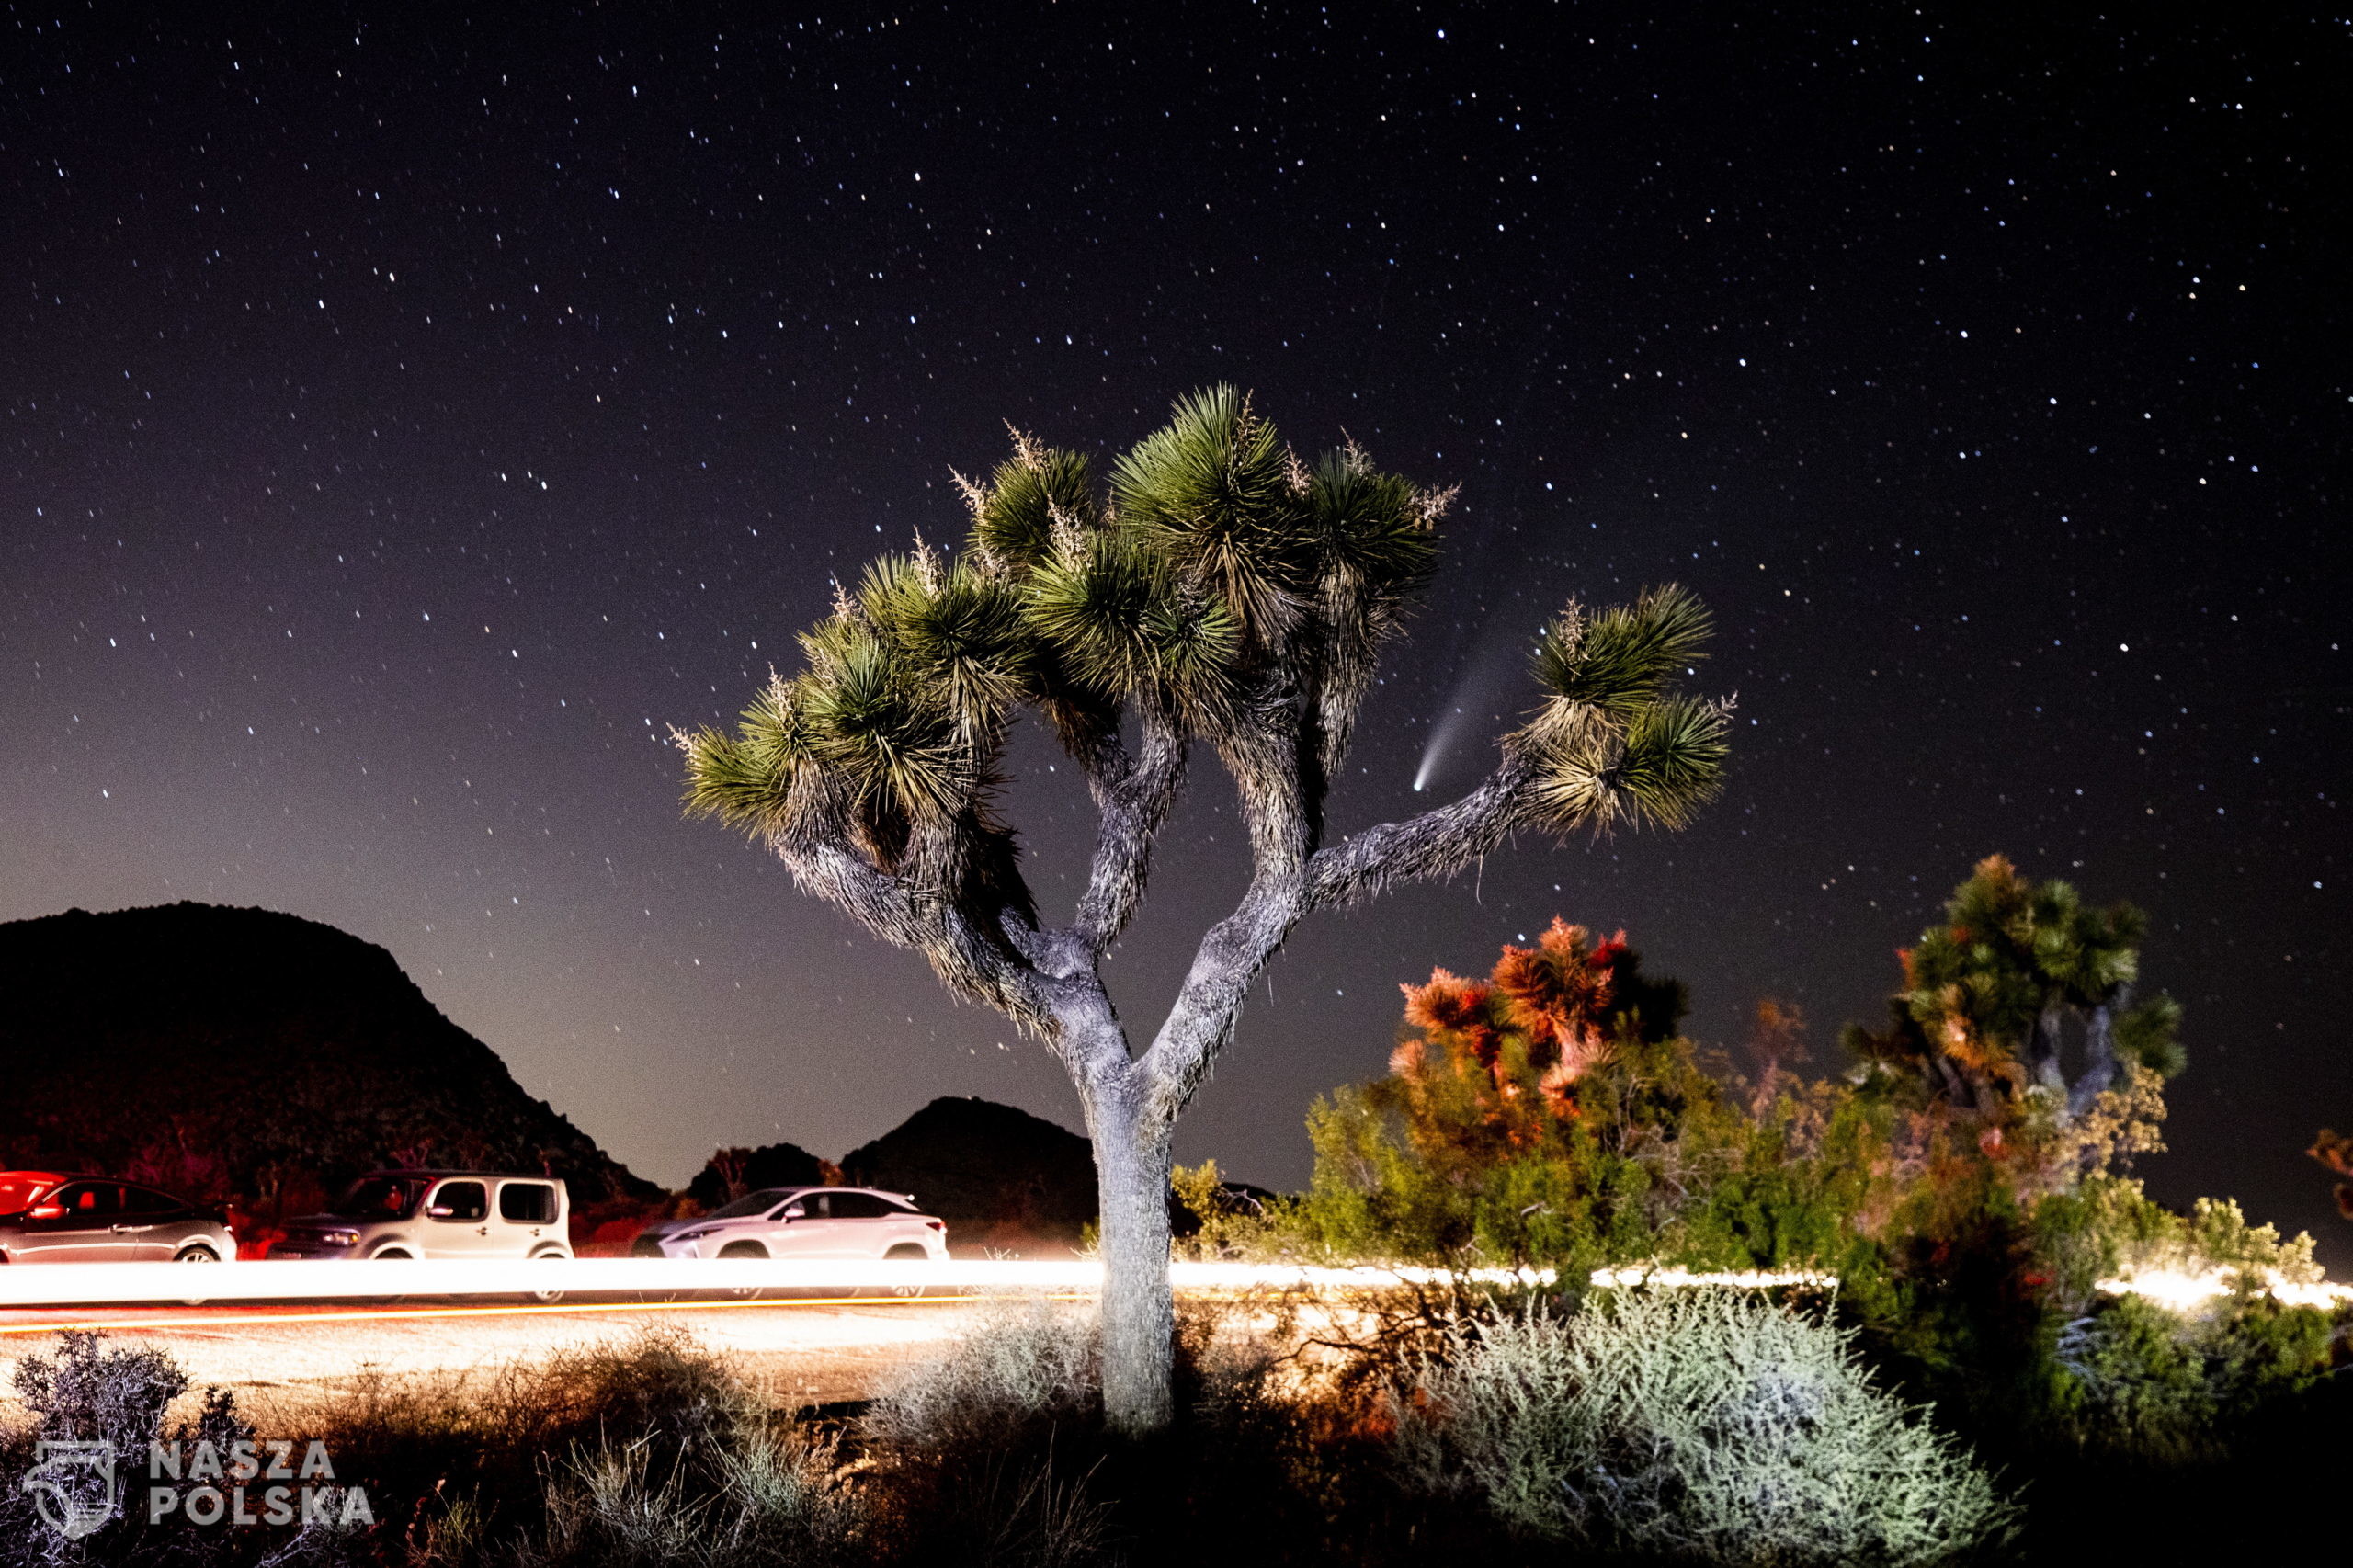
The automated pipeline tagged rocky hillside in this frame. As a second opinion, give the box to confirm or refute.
[842,1096,1097,1250]
[0,903,654,1213]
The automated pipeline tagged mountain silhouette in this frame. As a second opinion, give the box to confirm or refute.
[0,903,654,1215]
[842,1096,1097,1251]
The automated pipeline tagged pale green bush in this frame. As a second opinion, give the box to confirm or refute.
[1392,1290,2016,1566]
[865,1300,1099,1452]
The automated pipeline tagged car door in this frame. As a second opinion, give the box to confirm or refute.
[763,1191,836,1257]
[19,1182,131,1263]
[494,1180,561,1256]
[115,1186,189,1261]
[420,1179,493,1258]
[816,1190,899,1256]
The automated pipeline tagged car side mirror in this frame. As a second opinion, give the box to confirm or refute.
[28,1202,64,1221]
[426,1204,456,1219]
[780,1207,804,1221]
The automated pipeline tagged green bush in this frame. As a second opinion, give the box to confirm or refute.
[2054,1290,2336,1460]
[1391,1290,2018,1566]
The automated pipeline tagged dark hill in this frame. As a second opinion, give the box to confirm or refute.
[0,903,654,1212]
[685,1141,827,1209]
[842,1096,1097,1249]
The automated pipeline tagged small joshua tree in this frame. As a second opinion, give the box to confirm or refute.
[1845,855,2184,1118]
[676,387,1731,1431]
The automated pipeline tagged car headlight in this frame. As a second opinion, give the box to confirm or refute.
[321,1230,360,1247]
[674,1227,714,1243]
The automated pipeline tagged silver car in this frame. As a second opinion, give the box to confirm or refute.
[0,1171,238,1267]
[271,1170,572,1262]
[634,1186,948,1262]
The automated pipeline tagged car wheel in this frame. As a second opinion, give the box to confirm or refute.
[370,1247,413,1302]
[884,1244,929,1298]
[529,1252,566,1305]
[718,1240,767,1299]
[175,1244,219,1306]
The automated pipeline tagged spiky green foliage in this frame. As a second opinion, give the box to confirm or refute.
[678,675,818,841]
[2114,992,2186,1077]
[686,385,1688,957]
[1110,385,1313,643]
[681,388,1734,1032]
[1531,582,1712,716]
[966,439,1102,568]
[1516,591,1731,835]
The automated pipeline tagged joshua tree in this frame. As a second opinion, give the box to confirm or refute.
[1845,855,2184,1117]
[676,388,1731,1431]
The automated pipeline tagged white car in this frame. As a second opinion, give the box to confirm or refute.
[271,1170,572,1262]
[635,1186,948,1262]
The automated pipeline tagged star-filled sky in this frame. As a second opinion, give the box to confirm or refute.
[5,6,2346,1265]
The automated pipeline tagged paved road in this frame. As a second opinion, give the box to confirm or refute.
[0,1296,1017,1424]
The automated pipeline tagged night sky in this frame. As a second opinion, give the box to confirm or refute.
[5,6,2346,1266]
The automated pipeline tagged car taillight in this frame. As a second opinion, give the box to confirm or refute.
[926,1220,944,1231]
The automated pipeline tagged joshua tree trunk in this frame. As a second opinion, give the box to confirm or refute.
[2067,994,2122,1119]
[1077,1059,1176,1434]
[2026,1004,2069,1098]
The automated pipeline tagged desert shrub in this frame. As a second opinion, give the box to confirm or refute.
[859,1297,1392,1568]
[2054,1288,2336,1460]
[1,1327,184,1553]
[0,1332,362,1568]
[2,1332,188,1563]
[859,1301,1113,1567]
[324,1325,866,1564]
[866,1299,1100,1454]
[10,1328,188,1455]
[526,1325,763,1469]
[510,1423,861,1568]
[1392,1290,2017,1566]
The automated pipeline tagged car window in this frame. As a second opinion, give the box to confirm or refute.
[431,1181,488,1221]
[705,1188,790,1220]
[334,1176,425,1219]
[122,1187,184,1216]
[53,1183,123,1218]
[828,1192,893,1219]
[498,1183,557,1224]
[786,1193,826,1220]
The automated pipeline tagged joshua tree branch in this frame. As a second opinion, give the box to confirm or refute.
[1138,750,1536,1123]
[1071,705,1188,963]
[775,832,1057,1040]
[1304,751,1536,913]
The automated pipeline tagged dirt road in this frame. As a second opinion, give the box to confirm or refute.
[0,1296,1020,1425]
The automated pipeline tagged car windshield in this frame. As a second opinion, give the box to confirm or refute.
[0,1176,52,1215]
[328,1176,426,1219]
[703,1188,793,1220]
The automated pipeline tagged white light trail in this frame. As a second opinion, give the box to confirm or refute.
[0,1258,1557,1310]
[1587,1266,1838,1290]
[2095,1267,2353,1312]
[1,1259,2336,1313]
